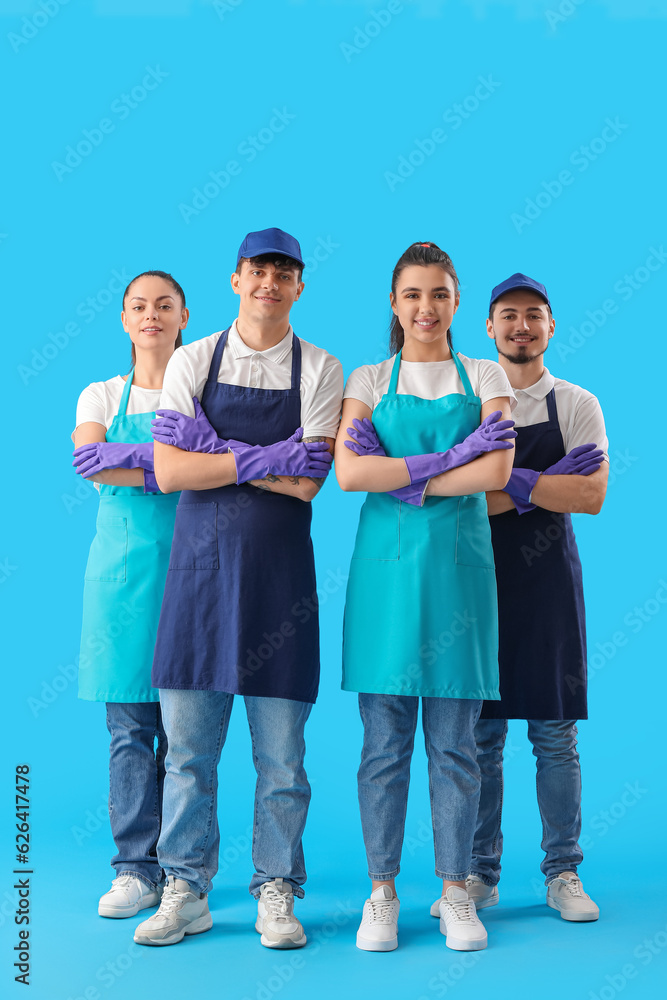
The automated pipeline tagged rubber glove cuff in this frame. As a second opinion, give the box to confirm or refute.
[143,470,160,494]
[505,467,540,503]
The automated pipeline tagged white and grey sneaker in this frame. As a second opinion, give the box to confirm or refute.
[133,876,212,946]
[438,886,488,951]
[430,875,498,916]
[546,872,599,921]
[98,875,162,918]
[356,885,400,952]
[255,879,306,949]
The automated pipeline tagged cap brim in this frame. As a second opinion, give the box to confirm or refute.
[237,247,304,267]
[490,282,550,307]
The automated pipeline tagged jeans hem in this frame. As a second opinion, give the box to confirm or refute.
[115,868,162,891]
[435,869,470,882]
[544,868,579,885]
[367,868,400,881]
[469,872,498,887]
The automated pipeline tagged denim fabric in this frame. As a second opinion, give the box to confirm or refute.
[157,689,312,897]
[357,694,482,881]
[472,718,583,884]
[106,701,167,888]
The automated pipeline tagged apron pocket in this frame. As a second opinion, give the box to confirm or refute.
[85,517,128,583]
[351,494,400,561]
[455,496,494,569]
[169,502,219,570]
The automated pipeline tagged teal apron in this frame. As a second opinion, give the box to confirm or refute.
[342,350,500,700]
[78,370,179,702]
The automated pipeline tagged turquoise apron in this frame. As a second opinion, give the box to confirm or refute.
[342,350,500,700]
[78,370,179,702]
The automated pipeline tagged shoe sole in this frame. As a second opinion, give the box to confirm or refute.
[547,898,599,922]
[439,919,487,951]
[99,894,160,919]
[255,919,307,949]
[356,933,398,952]
[134,913,213,946]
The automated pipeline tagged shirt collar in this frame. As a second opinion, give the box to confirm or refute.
[514,367,555,400]
[226,319,294,364]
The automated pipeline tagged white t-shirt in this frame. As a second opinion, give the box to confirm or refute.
[511,368,608,458]
[344,353,516,411]
[75,376,162,431]
[159,320,343,439]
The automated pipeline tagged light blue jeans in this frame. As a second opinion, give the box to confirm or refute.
[157,689,312,897]
[106,701,167,889]
[472,718,583,884]
[357,694,482,881]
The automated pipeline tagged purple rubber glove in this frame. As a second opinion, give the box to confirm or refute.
[506,444,604,514]
[73,442,154,478]
[344,418,429,507]
[143,469,160,494]
[232,428,333,484]
[152,398,243,454]
[404,411,517,484]
[544,443,604,477]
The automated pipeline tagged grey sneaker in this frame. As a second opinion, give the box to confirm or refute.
[438,886,488,951]
[430,876,498,916]
[98,875,162,918]
[134,876,212,946]
[255,879,306,949]
[546,872,599,921]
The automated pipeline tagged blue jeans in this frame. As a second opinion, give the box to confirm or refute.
[357,695,482,881]
[157,690,312,897]
[106,702,167,889]
[472,718,583,884]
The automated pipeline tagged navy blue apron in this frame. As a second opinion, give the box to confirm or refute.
[152,329,319,704]
[480,389,587,720]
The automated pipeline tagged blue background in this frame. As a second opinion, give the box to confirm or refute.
[2,1,666,998]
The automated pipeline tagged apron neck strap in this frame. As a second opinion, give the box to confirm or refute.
[545,387,559,424]
[289,333,302,390]
[118,368,135,416]
[206,328,231,385]
[388,348,475,397]
[450,350,475,397]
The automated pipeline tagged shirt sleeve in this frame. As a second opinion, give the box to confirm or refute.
[475,359,517,410]
[75,382,108,429]
[157,347,203,418]
[301,360,344,439]
[343,365,376,409]
[564,392,609,460]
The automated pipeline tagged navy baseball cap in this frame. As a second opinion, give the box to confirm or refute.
[236,227,304,267]
[489,273,551,312]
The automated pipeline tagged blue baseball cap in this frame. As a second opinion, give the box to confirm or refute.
[236,227,304,267]
[489,273,551,312]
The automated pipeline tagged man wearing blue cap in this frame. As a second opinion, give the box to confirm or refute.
[468,274,608,920]
[133,229,343,948]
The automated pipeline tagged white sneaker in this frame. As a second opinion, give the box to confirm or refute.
[98,875,162,918]
[133,876,212,946]
[356,885,400,952]
[546,872,599,921]
[430,876,498,917]
[255,879,306,949]
[438,886,488,951]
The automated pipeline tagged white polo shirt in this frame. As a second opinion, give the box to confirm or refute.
[511,368,608,459]
[159,320,343,439]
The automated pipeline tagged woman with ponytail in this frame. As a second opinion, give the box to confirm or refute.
[335,243,516,953]
[72,271,188,920]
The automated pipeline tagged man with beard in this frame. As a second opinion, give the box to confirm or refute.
[466,274,608,920]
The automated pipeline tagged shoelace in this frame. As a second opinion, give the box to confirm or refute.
[157,886,191,914]
[443,897,477,924]
[262,887,291,921]
[560,877,585,897]
[110,875,137,894]
[367,899,397,924]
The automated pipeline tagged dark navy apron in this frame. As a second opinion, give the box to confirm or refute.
[480,389,587,720]
[152,329,319,704]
